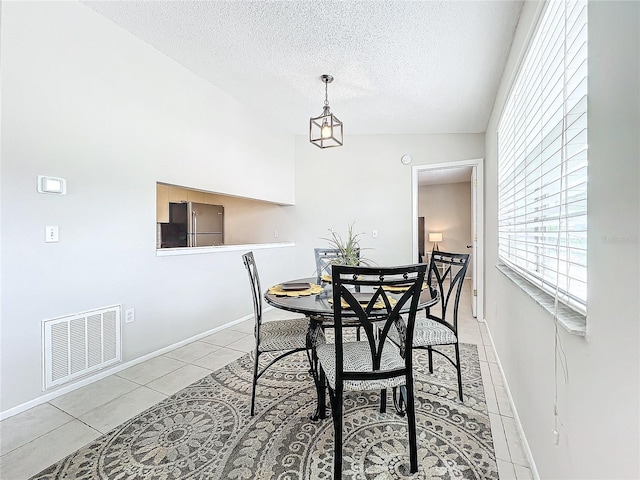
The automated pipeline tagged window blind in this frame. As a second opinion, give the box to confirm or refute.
[498,0,588,313]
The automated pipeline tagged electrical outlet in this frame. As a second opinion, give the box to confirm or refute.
[125,308,135,323]
[274,230,279,238]
[372,229,378,238]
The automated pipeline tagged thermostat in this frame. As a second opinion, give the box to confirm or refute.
[37,176,66,195]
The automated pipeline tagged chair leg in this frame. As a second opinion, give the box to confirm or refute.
[427,345,434,373]
[392,386,406,416]
[404,380,418,473]
[250,347,260,416]
[330,385,344,480]
[380,388,387,413]
[454,343,463,402]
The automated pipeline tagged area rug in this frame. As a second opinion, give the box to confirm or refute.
[31,344,497,479]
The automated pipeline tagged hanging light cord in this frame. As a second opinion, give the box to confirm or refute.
[551,125,570,441]
[553,5,570,440]
[324,80,330,108]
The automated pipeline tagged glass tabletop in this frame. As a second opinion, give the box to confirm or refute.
[264,277,439,320]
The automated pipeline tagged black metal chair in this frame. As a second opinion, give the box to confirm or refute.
[390,250,470,402]
[316,263,427,479]
[314,247,360,284]
[242,251,318,416]
[315,247,362,340]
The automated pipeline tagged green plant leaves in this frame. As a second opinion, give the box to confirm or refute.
[320,222,374,266]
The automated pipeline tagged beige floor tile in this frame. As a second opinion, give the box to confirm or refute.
[484,385,500,415]
[458,332,483,344]
[49,375,138,418]
[494,384,514,417]
[489,362,504,387]
[200,329,249,346]
[458,315,480,327]
[75,386,166,434]
[192,347,247,372]
[489,412,511,462]
[459,315,480,328]
[116,355,187,385]
[145,364,213,396]
[459,325,480,336]
[226,335,255,353]
[480,328,493,346]
[514,463,534,479]
[228,319,255,334]
[479,361,494,392]
[0,420,99,480]
[496,459,517,480]
[476,344,488,361]
[502,416,529,466]
[485,345,498,363]
[0,403,73,456]
[164,340,222,363]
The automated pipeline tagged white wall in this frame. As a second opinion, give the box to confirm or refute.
[292,135,484,274]
[195,192,296,245]
[418,182,472,276]
[485,1,640,478]
[0,2,298,413]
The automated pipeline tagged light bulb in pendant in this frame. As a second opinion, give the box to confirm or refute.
[321,120,332,139]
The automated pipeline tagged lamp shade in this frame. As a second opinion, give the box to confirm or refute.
[310,107,343,148]
[428,232,443,243]
[309,74,343,149]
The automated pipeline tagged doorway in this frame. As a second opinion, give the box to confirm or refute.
[411,159,484,321]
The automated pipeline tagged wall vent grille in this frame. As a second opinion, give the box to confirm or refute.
[42,305,121,390]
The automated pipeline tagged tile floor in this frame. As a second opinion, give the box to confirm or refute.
[0,282,533,479]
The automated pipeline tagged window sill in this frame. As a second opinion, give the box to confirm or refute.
[156,241,295,257]
[495,263,586,336]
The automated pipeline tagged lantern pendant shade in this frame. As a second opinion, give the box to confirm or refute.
[310,107,343,148]
[309,74,343,149]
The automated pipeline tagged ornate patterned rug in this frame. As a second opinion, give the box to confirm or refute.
[32,344,496,479]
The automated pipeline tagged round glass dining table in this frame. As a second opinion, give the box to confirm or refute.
[264,277,440,419]
[264,277,439,320]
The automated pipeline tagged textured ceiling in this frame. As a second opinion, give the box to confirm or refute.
[418,165,473,186]
[83,0,523,135]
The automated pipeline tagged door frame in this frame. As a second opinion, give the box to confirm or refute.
[411,158,484,322]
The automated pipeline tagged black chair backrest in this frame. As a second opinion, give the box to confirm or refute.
[427,251,470,334]
[314,248,338,279]
[331,264,428,379]
[314,247,361,284]
[242,252,262,330]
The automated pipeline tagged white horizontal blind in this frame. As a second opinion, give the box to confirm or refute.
[498,0,588,313]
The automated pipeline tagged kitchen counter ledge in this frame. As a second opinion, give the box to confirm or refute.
[156,242,295,257]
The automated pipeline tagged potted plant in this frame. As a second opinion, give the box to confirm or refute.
[321,222,374,267]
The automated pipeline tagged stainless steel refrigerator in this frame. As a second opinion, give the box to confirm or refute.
[164,202,224,247]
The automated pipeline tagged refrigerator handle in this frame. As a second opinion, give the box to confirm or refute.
[192,210,197,247]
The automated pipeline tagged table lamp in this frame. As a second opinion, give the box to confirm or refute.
[428,232,443,251]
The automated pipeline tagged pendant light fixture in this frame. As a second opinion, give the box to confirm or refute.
[309,74,343,148]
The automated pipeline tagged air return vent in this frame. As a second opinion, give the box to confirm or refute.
[42,305,122,390]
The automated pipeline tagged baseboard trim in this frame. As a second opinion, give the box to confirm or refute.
[480,318,540,480]
[0,311,256,421]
